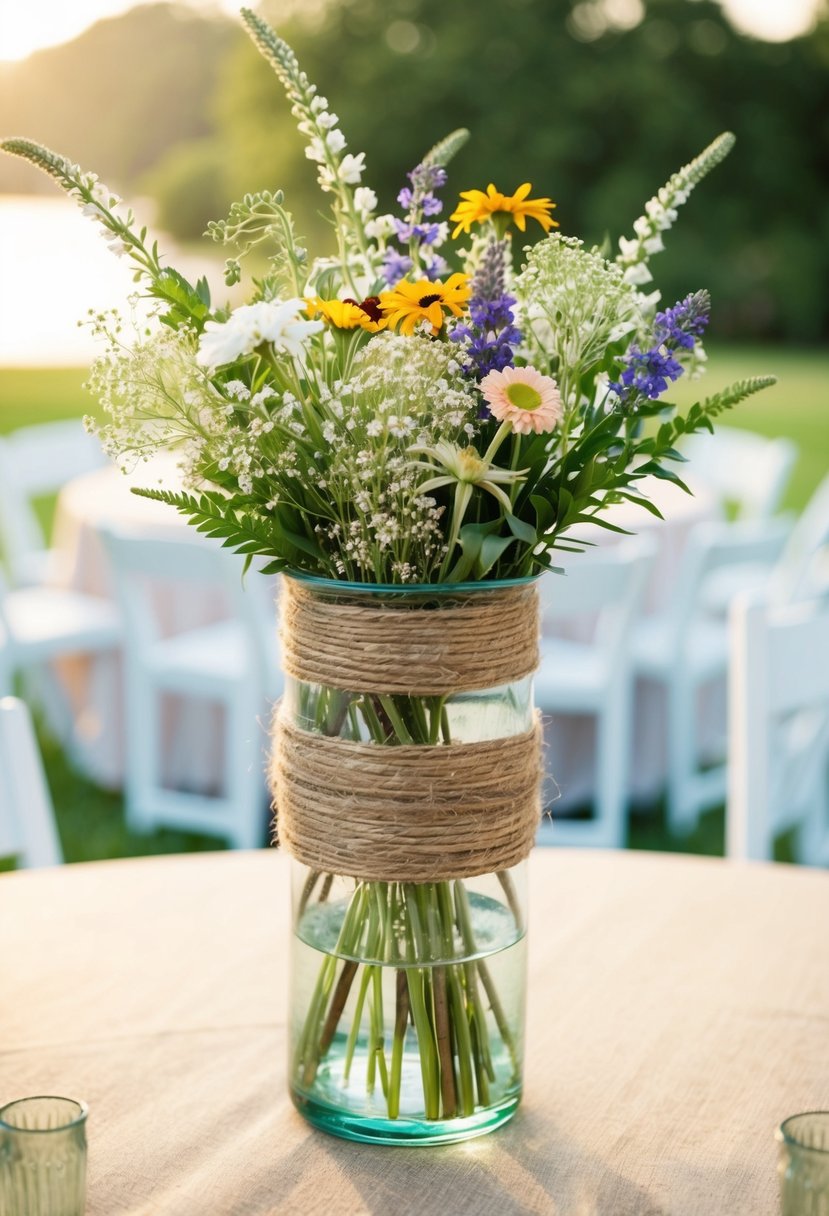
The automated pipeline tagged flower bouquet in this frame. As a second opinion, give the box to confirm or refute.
[2,7,773,1145]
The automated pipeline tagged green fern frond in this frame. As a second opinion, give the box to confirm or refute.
[131,486,278,556]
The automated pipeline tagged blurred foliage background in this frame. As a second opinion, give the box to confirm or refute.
[1,0,828,343]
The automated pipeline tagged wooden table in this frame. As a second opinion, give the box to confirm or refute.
[2,849,827,1215]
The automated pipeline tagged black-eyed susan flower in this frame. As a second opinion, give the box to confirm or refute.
[305,295,387,332]
[450,183,558,239]
[379,273,471,336]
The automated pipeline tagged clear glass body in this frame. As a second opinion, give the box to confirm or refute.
[778,1112,829,1216]
[283,577,534,1145]
[0,1097,87,1216]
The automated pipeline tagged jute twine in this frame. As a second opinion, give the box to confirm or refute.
[272,715,542,882]
[272,579,542,882]
[279,578,539,695]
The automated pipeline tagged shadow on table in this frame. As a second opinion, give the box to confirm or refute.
[268,1107,668,1216]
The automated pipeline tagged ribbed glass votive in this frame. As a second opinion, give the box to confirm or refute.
[0,1096,88,1216]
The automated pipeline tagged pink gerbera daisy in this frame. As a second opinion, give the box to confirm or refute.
[479,366,563,435]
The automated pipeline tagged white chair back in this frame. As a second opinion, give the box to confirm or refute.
[99,527,272,848]
[727,594,829,863]
[537,537,656,849]
[100,528,278,686]
[0,696,63,868]
[670,517,791,649]
[0,420,106,585]
[540,536,655,665]
[770,473,829,605]
[680,426,796,522]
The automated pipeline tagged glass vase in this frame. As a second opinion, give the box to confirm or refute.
[275,575,539,1146]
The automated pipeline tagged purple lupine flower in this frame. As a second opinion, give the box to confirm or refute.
[381,248,413,286]
[610,289,710,409]
[654,289,710,349]
[449,238,523,381]
[423,254,448,281]
[383,161,449,286]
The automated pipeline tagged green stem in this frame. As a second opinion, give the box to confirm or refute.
[388,968,410,1119]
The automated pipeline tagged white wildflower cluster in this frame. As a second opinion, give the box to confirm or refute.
[515,234,645,411]
[616,131,736,288]
[305,334,479,580]
[196,299,322,372]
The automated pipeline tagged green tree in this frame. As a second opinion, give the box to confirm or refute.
[212,0,829,341]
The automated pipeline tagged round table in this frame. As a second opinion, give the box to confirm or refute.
[2,848,826,1215]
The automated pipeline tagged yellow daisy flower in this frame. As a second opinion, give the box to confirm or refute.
[450,183,558,238]
[378,273,471,336]
[305,295,387,331]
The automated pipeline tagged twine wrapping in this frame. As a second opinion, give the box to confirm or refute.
[272,715,542,882]
[279,578,539,696]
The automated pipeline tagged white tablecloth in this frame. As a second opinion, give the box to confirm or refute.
[2,848,827,1214]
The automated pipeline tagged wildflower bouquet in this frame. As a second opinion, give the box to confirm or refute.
[2,7,773,1144]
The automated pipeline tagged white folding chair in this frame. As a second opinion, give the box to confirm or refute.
[0,696,63,868]
[0,566,122,747]
[535,537,656,848]
[101,528,278,849]
[769,473,829,605]
[727,594,829,864]
[0,419,107,587]
[631,517,790,836]
[679,426,797,522]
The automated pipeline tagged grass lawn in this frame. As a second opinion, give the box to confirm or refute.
[667,344,829,512]
[0,346,826,867]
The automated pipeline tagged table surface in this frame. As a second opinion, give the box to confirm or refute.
[2,849,827,1216]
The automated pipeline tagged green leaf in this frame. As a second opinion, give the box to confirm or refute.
[479,533,514,576]
[447,519,500,582]
[505,512,538,545]
[530,494,555,534]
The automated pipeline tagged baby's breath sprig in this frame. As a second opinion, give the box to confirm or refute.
[615,131,735,289]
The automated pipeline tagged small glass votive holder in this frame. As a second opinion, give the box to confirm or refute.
[777,1112,829,1216]
[0,1096,88,1216]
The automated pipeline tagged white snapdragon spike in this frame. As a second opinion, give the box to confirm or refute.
[364,214,396,241]
[338,153,365,184]
[325,128,347,155]
[305,138,331,164]
[354,187,377,216]
[616,130,735,287]
[196,299,323,371]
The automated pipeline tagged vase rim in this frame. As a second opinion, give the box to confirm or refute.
[283,572,540,594]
